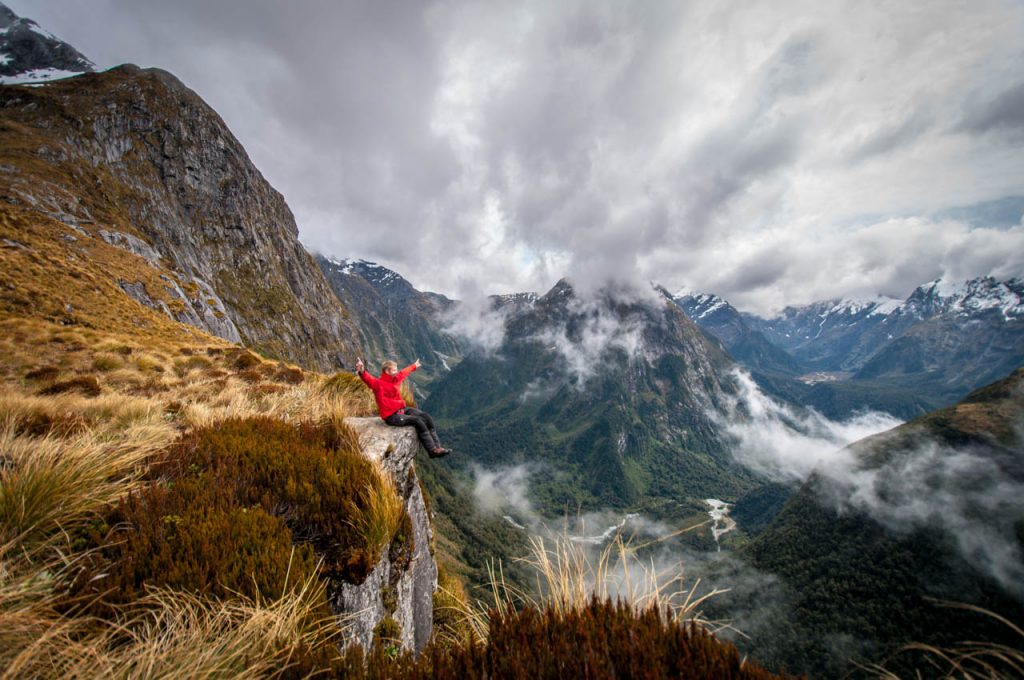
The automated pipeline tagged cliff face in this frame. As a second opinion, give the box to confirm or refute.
[339,418,437,652]
[0,65,360,370]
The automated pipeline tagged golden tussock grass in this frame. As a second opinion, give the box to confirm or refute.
[0,549,346,680]
[0,545,91,680]
[350,462,406,561]
[0,418,175,553]
[455,525,728,645]
[320,371,377,416]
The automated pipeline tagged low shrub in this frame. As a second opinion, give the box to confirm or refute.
[38,375,101,397]
[73,416,403,615]
[23,366,59,382]
[275,365,305,384]
[73,478,321,612]
[231,349,263,370]
[237,366,268,383]
[335,599,787,679]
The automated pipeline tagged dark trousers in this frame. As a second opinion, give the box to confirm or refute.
[385,407,438,451]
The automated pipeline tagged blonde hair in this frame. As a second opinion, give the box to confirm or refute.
[381,360,398,372]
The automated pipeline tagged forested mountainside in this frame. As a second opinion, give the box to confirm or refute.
[733,367,1024,677]
[0,65,360,370]
[426,279,758,518]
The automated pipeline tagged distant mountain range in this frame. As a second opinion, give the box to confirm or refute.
[675,277,1024,417]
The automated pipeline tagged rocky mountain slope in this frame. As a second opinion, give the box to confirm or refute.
[317,256,463,388]
[0,64,360,370]
[0,2,94,84]
[426,279,757,516]
[736,367,1024,676]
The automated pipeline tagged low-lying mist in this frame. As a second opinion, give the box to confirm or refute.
[720,369,1024,599]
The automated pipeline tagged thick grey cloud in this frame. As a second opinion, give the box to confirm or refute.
[11,0,1024,314]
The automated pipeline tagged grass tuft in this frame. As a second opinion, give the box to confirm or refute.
[0,419,174,555]
[871,602,1024,679]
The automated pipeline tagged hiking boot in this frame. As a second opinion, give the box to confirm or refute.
[429,447,451,459]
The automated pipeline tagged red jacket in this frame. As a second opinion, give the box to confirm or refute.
[358,364,417,420]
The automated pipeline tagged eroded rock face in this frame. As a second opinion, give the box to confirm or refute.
[334,417,437,653]
[0,65,360,370]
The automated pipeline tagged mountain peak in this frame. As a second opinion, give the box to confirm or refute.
[0,2,95,84]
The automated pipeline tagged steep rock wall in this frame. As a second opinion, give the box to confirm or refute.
[0,65,360,370]
[336,417,437,652]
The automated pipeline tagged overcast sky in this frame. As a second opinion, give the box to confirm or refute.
[13,0,1024,314]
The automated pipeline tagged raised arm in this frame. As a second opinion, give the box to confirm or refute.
[396,360,420,382]
[356,357,379,388]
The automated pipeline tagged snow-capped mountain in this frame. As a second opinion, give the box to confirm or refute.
[0,3,94,85]
[673,292,801,374]
[682,277,1024,413]
[489,291,540,310]
[903,277,1023,320]
[745,277,1023,373]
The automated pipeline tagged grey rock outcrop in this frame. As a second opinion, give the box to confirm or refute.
[333,417,437,653]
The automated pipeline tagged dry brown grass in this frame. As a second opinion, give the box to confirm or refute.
[351,462,406,561]
[0,547,347,680]
[453,524,728,645]
[0,544,91,679]
[0,417,174,553]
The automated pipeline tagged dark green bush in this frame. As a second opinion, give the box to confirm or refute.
[73,477,318,611]
[70,416,401,614]
[157,417,390,581]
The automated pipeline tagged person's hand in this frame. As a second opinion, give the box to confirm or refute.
[355,357,364,372]
[414,358,421,368]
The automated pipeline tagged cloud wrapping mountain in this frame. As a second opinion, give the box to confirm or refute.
[716,370,903,481]
[721,369,1024,596]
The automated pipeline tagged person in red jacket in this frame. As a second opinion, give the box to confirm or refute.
[355,357,450,458]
